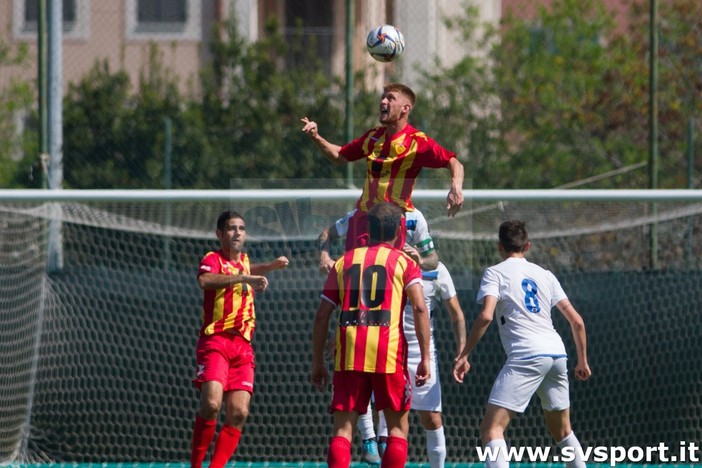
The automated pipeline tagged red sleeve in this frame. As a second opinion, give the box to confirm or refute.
[198,252,221,277]
[416,134,456,168]
[321,262,341,305]
[339,128,377,162]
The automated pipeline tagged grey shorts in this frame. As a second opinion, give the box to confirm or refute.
[488,356,570,413]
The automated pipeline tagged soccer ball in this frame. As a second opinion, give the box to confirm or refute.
[366,24,405,62]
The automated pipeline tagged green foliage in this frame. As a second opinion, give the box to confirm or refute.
[627,0,702,187]
[414,4,507,189]
[0,39,33,187]
[197,16,347,188]
[490,0,649,188]
[63,48,211,189]
[3,1,701,189]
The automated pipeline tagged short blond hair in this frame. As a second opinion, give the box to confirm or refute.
[383,83,416,106]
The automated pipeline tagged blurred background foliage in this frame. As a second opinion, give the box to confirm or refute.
[1,0,701,190]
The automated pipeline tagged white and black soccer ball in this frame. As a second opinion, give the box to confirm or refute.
[366,24,405,62]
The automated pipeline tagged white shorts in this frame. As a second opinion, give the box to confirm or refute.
[406,341,441,412]
[488,356,570,413]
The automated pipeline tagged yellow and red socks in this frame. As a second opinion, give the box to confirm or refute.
[327,436,352,468]
[190,415,216,468]
[381,436,408,468]
[209,425,242,468]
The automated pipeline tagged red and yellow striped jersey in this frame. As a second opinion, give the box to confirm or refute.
[340,124,456,212]
[197,250,256,341]
[321,243,422,373]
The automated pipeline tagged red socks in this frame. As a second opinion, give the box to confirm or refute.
[190,416,216,468]
[209,425,242,468]
[327,436,352,468]
[191,417,241,468]
[381,436,408,468]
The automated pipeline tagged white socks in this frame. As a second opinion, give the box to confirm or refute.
[425,426,446,468]
[356,409,375,441]
[484,439,509,468]
[557,431,586,468]
[376,410,388,438]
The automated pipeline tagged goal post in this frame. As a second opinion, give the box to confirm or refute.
[0,189,700,463]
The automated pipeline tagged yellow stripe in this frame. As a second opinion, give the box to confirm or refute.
[333,258,344,370]
[386,253,408,371]
[360,131,388,210]
[346,247,370,369]
[363,247,390,371]
[390,137,417,209]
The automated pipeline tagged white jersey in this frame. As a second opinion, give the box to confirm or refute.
[403,261,456,412]
[403,262,456,346]
[335,208,435,257]
[477,257,568,360]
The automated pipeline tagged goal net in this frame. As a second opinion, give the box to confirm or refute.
[0,189,700,464]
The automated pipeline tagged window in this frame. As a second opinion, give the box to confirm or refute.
[283,0,334,75]
[25,0,76,28]
[138,0,186,25]
[13,0,89,39]
[125,0,200,40]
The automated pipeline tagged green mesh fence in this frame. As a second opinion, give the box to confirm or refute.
[0,194,701,464]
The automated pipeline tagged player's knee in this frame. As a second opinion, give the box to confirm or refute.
[479,420,502,444]
[419,411,442,430]
[549,426,572,442]
[199,396,222,419]
[228,405,249,427]
[544,409,571,441]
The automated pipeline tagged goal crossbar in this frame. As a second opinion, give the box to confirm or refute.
[2,188,702,202]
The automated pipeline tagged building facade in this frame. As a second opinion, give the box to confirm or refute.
[0,0,500,94]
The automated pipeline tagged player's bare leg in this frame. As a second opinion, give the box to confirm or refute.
[209,390,250,468]
[379,408,410,468]
[479,404,513,468]
[191,381,224,468]
[544,408,586,468]
[419,410,445,468]
[328,410,359,468]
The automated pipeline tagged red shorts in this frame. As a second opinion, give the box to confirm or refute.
[330,369,412,414]
[344,210,407,251]
[192,332,255,393]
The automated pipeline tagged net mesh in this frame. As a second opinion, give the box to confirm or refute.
[0,192,701,464]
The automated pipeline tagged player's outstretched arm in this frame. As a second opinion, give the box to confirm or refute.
[446,157,464,217]
[556,299,592,381]
[311,300,335,391]
[408,283,431,387]
[300,117,346,165]
[453,295,496,383]
[250,256,289,275]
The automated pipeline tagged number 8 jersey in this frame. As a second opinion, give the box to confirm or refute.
[321,243,422,374]
[477,257,568,360]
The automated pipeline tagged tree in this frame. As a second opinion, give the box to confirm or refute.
[0,38,34,187]
[490,0,649,188]
[62,49,209,189]
[411,0,667,189]
[197,15,348,189]
[413,4,507,190]
[626,0,702,188]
